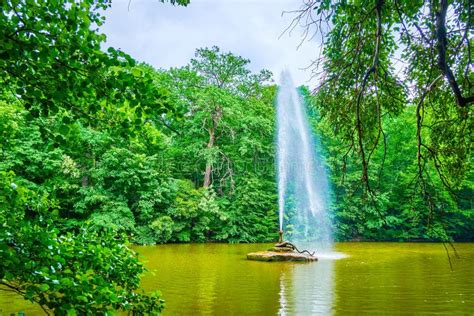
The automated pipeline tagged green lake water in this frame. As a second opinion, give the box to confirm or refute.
[1,242,473,315]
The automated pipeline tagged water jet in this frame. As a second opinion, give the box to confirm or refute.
[247,70,330,262]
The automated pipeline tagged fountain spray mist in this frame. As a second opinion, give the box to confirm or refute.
[276,70,332,245]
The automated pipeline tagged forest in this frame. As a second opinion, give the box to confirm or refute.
[1,0,472,314]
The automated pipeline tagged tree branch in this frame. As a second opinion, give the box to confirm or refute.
[416,75,443,184]
[435,0,474,107]
[355,0,384,191]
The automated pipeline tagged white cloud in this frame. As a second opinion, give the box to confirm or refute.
[101,0,321,86]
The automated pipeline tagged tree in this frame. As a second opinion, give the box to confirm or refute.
[160,47,272,190]
[290,0,472,227]
[0,171,164,314]
[150,47,279,242]
[0,0,188,313]
[188,46,272,188]
[0,0,182,132]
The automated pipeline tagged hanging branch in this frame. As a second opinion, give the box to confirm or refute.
[416,75,443,183]
[435,0,474,107]
[355,0,384,191]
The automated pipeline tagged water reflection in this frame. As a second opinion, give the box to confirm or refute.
[1,243,473,315]
[333,242,474,315]
[278,272,288,315]
[136,243,286,315]
[278,246,343,315]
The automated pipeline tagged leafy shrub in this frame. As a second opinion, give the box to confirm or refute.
[0,171,164,314]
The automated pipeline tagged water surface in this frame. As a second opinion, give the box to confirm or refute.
[1,243,473,315]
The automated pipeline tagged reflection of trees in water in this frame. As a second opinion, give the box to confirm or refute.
[333,243,474,314]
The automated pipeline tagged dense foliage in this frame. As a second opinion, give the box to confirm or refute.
[1,0,182,313]
[0,47,279,245]
[0,0,472,313]
[303,90,473,241]
[291,0,473,240]
[0,171,164,314]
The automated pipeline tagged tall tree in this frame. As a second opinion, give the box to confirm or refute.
[167,46,272,189]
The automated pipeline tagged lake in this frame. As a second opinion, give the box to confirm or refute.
[1,242,473,315]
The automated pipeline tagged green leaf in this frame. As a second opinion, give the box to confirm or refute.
[131,68,143,77]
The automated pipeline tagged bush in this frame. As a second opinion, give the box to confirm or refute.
[0,171,164,314]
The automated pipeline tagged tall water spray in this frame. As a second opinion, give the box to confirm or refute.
[277,71,332,244]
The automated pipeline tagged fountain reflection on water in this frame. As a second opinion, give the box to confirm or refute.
[278,259,335,316]
[276,70,332,248]
[277,250,347,315]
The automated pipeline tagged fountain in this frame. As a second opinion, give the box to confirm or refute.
[247,70,331,262]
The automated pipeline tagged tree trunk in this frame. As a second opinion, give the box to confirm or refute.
[203,127,215,188]
[203,106,222,188]
[81,175,88,187]
[435,0,474,107]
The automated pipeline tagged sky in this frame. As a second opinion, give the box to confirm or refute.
[100,0,321,86]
